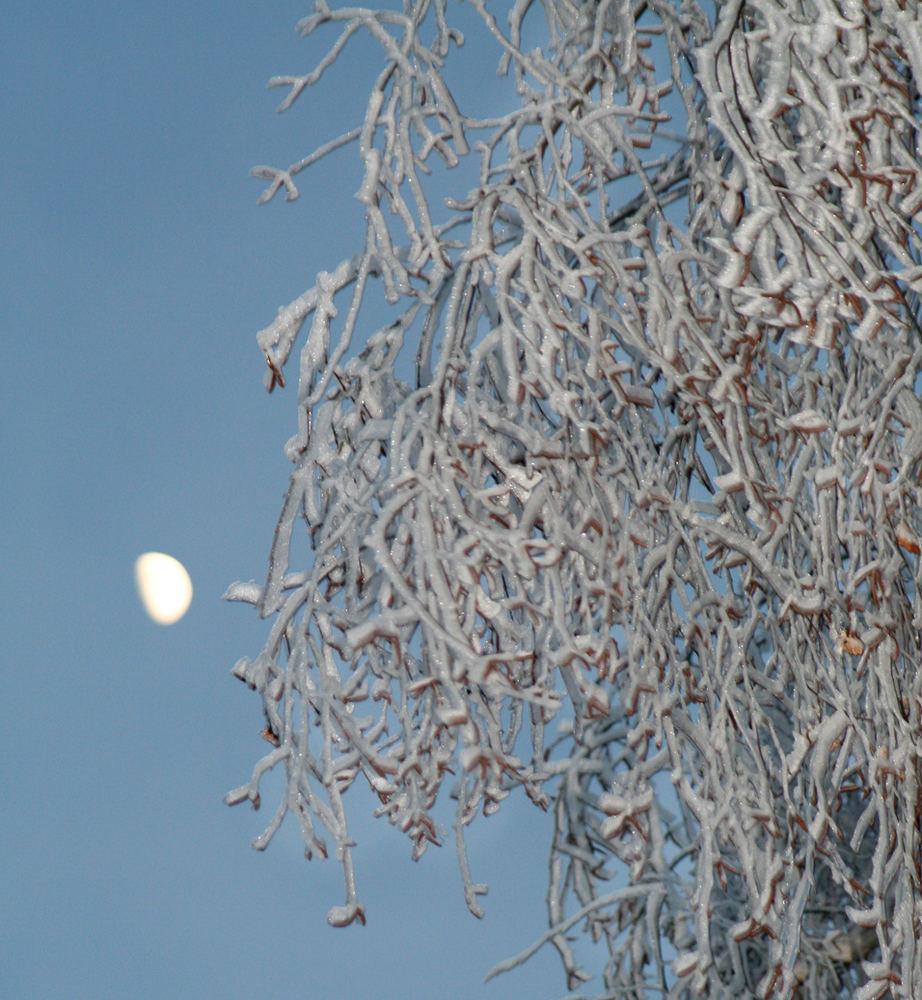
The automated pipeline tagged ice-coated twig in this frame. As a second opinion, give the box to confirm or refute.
[485,884,667,982]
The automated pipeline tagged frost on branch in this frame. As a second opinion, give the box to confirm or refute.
[229,1,922,996]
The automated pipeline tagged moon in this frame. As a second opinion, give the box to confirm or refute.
[134,552,193,625]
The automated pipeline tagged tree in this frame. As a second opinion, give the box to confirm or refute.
[225,1,922,996]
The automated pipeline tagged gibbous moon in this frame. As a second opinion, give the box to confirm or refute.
[134,552,193,625]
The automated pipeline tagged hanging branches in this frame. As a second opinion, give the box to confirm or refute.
[229,1,922,996]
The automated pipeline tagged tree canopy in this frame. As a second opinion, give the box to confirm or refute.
[227,1,922,996]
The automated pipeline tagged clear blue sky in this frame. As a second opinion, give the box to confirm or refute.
[1,4,569,998]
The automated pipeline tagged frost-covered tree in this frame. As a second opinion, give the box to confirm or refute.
[226,1,922,996]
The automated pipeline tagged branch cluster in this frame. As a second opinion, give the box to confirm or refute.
[229,1,922,996]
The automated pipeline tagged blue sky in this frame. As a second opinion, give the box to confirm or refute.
[1,4,568,998]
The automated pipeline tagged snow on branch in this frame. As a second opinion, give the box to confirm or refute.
[230,1,922,996]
